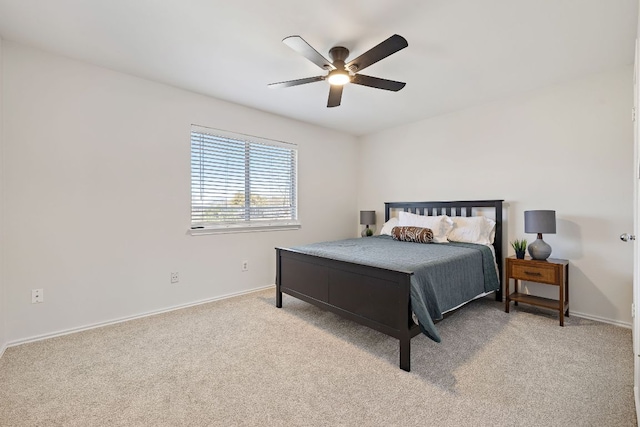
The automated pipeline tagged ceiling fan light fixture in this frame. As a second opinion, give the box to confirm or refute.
[327,69,350,86]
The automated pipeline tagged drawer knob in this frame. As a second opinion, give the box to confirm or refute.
[524,271,542,276]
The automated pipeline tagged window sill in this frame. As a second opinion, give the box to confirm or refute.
[188,223,301,235]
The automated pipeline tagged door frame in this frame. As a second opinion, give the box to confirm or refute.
[633,36,639,424]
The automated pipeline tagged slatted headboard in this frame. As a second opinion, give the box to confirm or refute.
[385,200,504,299]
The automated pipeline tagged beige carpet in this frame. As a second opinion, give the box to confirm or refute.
[0,288,636,426]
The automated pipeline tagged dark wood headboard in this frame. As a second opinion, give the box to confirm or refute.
[384,200,504,293]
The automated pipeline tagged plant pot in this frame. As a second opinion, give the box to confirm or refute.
[515,250,526,259]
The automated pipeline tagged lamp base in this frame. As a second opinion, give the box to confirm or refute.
[361,225,374,237]
[528,237,552,260]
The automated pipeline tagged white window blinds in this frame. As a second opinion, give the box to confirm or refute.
[190,126,299,232]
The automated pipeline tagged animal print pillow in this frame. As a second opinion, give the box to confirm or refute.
[391,226,434,244]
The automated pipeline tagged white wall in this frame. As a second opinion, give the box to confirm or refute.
[2,42,358,343]
[0,37,6,355]
[358,66,634,326]
[1,41,632,347]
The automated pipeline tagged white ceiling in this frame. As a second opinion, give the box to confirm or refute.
[0,0,637,136]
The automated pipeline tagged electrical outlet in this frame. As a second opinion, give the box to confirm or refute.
[32,288,44,304]
[241,260,249,272]
[170,272,179,283]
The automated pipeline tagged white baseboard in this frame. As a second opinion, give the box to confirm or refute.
[500,296,632,329]
[4,287,631,354]
[6,284,276,349]
[570,310,632,329]
[635,386,640,427]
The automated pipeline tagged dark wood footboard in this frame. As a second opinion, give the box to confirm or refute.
[276,248,422,371]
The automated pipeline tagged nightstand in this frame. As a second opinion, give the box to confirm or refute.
[504,256,569,326]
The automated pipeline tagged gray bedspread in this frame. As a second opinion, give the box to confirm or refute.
[290,235,500,343]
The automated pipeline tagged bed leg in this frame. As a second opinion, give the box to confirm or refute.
[276,248,282,308]
[400,337,411,372]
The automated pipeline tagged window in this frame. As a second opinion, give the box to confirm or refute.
[190,125,299,233]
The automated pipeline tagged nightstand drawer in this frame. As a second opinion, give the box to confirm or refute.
[510,262,557,284]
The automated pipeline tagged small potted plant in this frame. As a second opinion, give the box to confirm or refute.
[511,239,527,259]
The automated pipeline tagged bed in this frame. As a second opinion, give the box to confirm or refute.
[275,200,504,372]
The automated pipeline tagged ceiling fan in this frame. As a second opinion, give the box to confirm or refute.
[268,34,408,107]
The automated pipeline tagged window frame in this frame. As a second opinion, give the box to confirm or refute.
[189,125,300,235]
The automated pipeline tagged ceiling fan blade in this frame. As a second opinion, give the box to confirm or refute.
[351,74,406,91]
[283,36,336,71]
[327,85,343,107]
[346,34,408,73]
[268,76,325,88]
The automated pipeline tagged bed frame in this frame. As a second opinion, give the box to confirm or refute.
[275,200,503,372]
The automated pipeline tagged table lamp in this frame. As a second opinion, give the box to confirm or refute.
[360,210,376,237]
[524,210,556,260]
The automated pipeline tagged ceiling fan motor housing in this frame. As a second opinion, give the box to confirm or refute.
[328,46,350,67]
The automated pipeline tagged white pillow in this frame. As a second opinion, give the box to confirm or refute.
[397,212,453,243]
[448,216,496,246]
[379,217,399,236]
